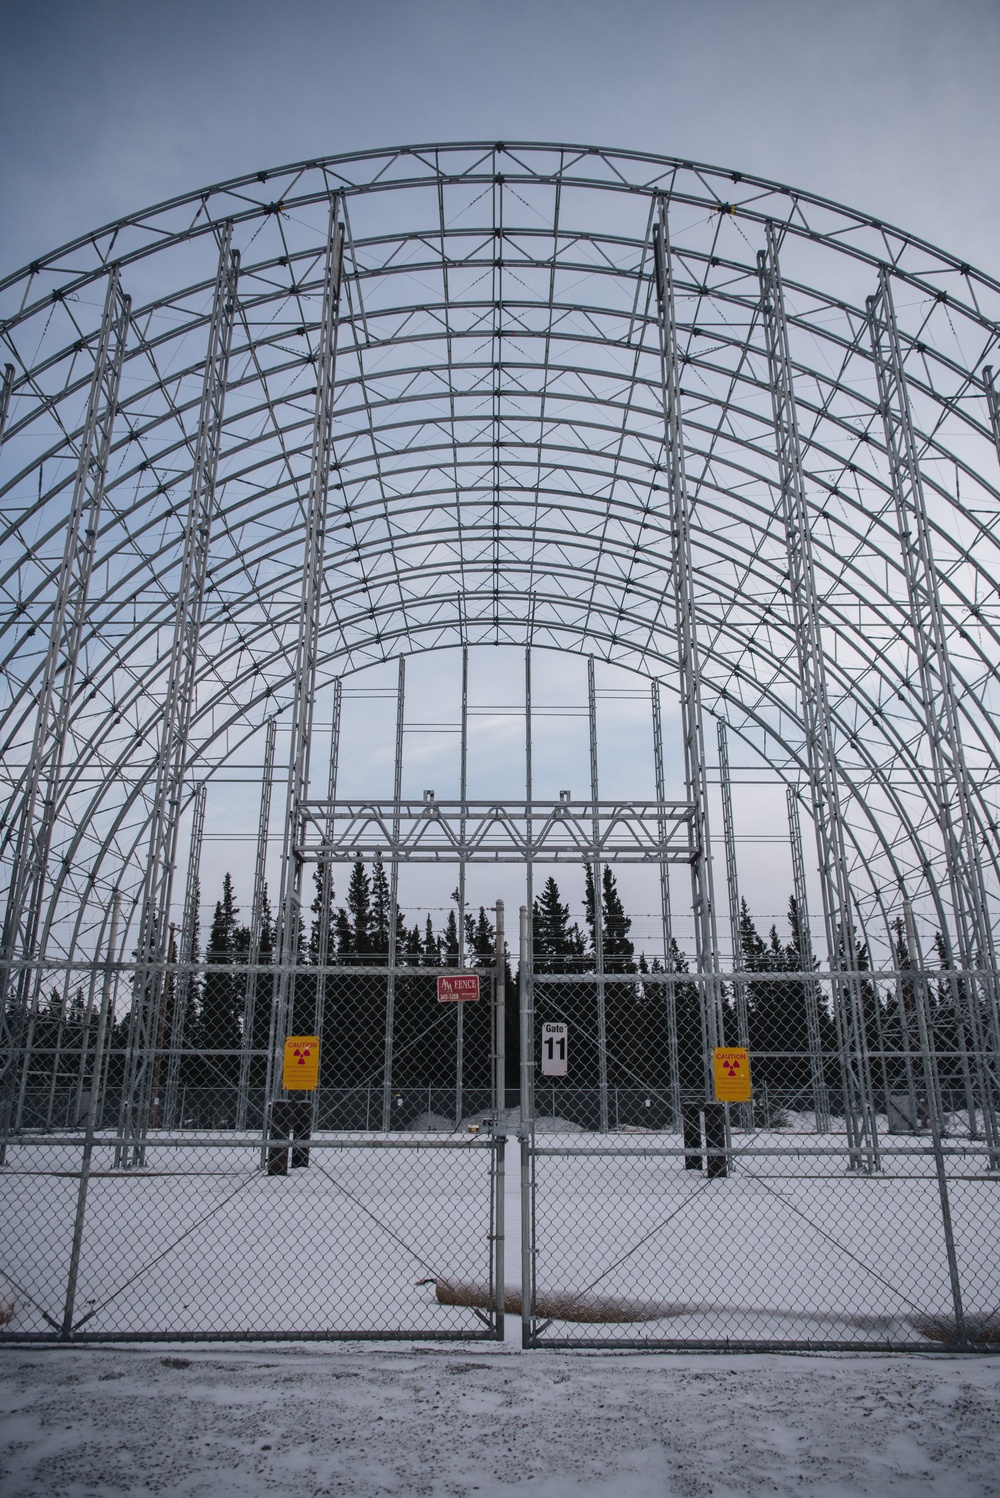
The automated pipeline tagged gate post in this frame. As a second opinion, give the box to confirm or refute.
[518,903,535,1349]
[61,892,120,1339]
[492,900,506,1335]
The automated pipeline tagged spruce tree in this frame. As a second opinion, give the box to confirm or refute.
[201,873,244,1055]
[533,876,587,973]
[371,855,391,958]
[442,908,460,966]
[422,914,440,967]
[310,865,337,965]
[403,921,423,966]
[601,866,635,974]
[347,859,373,960]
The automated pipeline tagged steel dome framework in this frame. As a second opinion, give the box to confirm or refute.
[4,142,1000,1350]
[3,143,1000,976]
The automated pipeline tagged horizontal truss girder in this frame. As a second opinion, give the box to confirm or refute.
[296,798,696,863]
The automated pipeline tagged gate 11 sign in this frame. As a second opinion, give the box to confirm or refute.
[713,1046,751,1103]
[437,974,480,1002]
[541,1022,568,1077]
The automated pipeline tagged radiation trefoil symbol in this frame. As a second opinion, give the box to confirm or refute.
[723,1059,741,1077]
[294,1047,311,1064]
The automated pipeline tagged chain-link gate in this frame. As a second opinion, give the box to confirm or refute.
[0,946,506,1342]
[517,913,1000,1352]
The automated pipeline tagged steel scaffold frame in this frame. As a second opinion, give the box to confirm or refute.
[0,142,997,1167]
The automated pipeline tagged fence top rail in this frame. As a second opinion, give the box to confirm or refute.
[4,959,1000,980]
[0,1133,502,1151]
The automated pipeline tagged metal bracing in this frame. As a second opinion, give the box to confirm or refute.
[0,267,129,1137]
[297,798,694,863]
[118,228,239,1165]
[456,647,468,1125]
[264,199,344,1145]
[868,268,1000,1160]
[717,722,752,1129]
[651,682,681,1121]
[311,687,340,1132]
[786,786,832,1131]
[1,144,999,1077]
[984,366,1000,464]
[236,716,277,1129]
[587,657,610,1133]
[524,648,534,927]
[717,722,749,1047]
[758,224,880,1168]
[0,363,13,444]
[652,198,723,1090]
[381,655,406,1132]
[163,781,206,1129]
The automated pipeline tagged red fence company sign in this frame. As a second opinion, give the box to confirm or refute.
[437,974,481,1002]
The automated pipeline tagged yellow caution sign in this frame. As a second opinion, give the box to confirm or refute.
[713,1047,751,1103]
[282,1035,320,1091]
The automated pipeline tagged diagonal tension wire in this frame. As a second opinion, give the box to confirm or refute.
[71,1173,258,1330]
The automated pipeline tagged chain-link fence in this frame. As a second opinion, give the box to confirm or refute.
[519,965,1000,1352]
[0,956,506,1342]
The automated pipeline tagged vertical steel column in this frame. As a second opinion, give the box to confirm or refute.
[524,647,533,940]
[60,891,120,1341]
[263,201,344,1157]
[234,718,276,1129]
[311,686,340,1132]
[381,656,406,1131]
[983,365,1000,462]
[652,200,723,1094]
[1,270,129,1130]
[651,681,682,1124]
[905,899,967,1346]
[162,781,206,1129]
[717,723,752,1129]
[0,363,14,444]
[786,787,832,1131]
[492,899,506,1331]
[758,224,879,1169]
[587,657,610,1134]
[119,228,239,1166]
[868,268,999,1162]
[455,647,468,1126]
[518,903,535,1349]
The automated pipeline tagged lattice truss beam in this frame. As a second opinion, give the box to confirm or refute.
[1,143,1000,967]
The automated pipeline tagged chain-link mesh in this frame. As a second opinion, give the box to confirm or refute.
[0,957,505,1342]
[521,968,1000,1351]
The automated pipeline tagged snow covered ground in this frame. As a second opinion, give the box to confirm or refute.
[3,1128,997,1348]
[2,1340,1000,1496]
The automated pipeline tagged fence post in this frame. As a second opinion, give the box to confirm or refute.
[61,892,119,1339]
[492,900,506,1335]
[906,901,967,1349]
[518,904,534,1349]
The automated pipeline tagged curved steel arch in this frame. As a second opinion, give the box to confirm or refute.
[1,141,999,978]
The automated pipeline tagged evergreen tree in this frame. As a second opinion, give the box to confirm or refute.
[310,865,337,965]
[201,873,244,1054]
[347,858,373,959]
[582,864,635,973]
[403,921,423,966]
[442,908,460,966]
[249,881,274,1052]
[422,914,440,967]
[532,876,587,973]
[601,866,635,974]
[371,855,391,958]
[334,907,354,959]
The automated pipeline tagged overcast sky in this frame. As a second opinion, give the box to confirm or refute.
[3,0,999,279]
